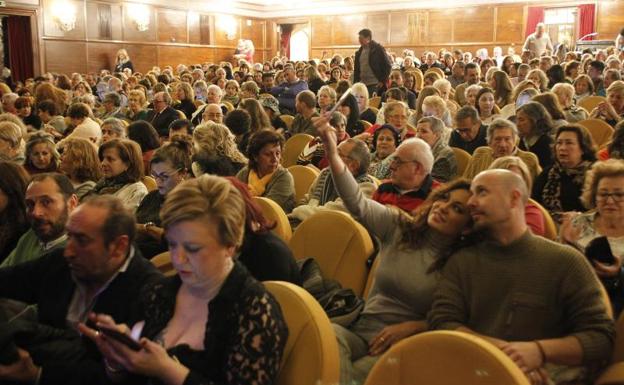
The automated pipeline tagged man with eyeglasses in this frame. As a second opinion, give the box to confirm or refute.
[449,106,488,155]
[372,137,440,214]
[147,91,179,139]
[201,103,224,124]
[463,119,541,180]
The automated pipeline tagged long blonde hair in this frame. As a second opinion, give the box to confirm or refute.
[193,122,248,165]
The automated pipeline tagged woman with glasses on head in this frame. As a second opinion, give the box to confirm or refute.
[560,159,624,315]
[135,137,192,259]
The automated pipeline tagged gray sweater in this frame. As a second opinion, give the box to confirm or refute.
[236,166,296,213]
[333,165,454,325]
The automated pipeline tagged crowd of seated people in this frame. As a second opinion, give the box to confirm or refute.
[0,31,624,385]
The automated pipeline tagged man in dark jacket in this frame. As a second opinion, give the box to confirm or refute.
[0,195,162,385]
[353,29,392,97]
[146,91,180,138]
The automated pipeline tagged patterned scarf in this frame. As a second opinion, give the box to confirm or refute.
[542,160,592,222]
[91,172,133,196]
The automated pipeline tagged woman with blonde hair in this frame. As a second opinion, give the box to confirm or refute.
[552,83,588,123]
[23,131,59,175]
[58,137,102,199]
[590,80,624,127]
[114,48,134,73]
[527,68,549,92]
[408,86,440,126]
[0,121,24,164]
[317,85,337,112]
[173,82,197,119]
[192,122,247,176]
[125,89,149,122]
[81,173,288,385]
[351,82,376,124]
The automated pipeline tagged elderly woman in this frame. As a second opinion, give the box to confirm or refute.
[559,159,624,315]
[432,79,458,117]
[415,116,457,182]
[91,139,148,211]
[192,122,247,176]
[489,156,546,237]
[0,121,24,164]
[368,124,400,180]
[464,84,483,108]
[475,87,500,124]
[101,117,127,143]
[532,124,597,223]
[223,80,240,107]
[173,82,197,120]
[80,174,288,385]
[298,111,349,170]
[135,137,192,259]
[58,137,101,200]
[590,80,624,127]
[236,129,295,213]
[313,114,473,385]
[516,101,556,168]
[421,95,452,131]
[23,132,59,175]
[0,161,30,261]
[124,89,149,122]
[317,85,337,111]
[552,83,588,123]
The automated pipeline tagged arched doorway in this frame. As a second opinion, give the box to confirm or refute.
[289,29,309,61]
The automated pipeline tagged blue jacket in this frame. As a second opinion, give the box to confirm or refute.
[270,80,308,111]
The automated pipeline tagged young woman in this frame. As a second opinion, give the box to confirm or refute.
[314,114,473,385]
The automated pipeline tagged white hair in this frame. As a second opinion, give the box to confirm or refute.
[398,137,434,174]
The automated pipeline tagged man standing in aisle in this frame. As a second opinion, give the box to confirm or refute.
[354,29,392,97]
[523,23,554,58]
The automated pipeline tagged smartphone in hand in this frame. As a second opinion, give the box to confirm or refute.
[98,321,145,351]
[585,236,616,265]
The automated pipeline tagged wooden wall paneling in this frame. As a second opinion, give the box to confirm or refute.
[241,18,265,51]
[214,15,240,46]
[42,0,85,39]
[45,40,87,73]
[157,9,187,43]
[454,6,494,43]
[87,42,119,73]
[124,44,158,74]
[215,48,235,63]
[84,3,121,41]
[496,5,525,43]
[311,16,332,47]
[408,12,427,45]
[123,3,157,42]
[366,13,388,45]
[188,11,200,45]
[390,13,409,45]
[334,15,366,45]
[427,10,453,44]
[596,1,624,39]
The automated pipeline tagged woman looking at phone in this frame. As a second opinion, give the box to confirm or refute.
[560,159,624,315]
[79,174,288,385]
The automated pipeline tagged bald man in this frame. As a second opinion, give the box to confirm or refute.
[202,103,224,124]
[429,169,614,385]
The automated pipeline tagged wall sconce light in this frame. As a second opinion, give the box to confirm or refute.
[127,3,150,32]
[216,15,237,40]
[51,0,76,32]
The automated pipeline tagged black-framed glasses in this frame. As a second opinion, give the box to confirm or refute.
[151,169,181,182]
[597,192,624,202]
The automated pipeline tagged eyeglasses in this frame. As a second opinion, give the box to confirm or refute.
[153,99,165,103]
[597,191,624,202]
[151,169,181,182]
[455,128,472,134]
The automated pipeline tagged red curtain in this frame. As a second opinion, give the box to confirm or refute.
[578,4,596,40]
[6,16,34,82]
[280,24,293,59]
[525,7,545,37]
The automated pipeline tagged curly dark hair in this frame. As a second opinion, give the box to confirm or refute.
[247,129,285,171]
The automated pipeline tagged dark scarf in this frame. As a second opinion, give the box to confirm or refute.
[91,172,133,196]
[542,160,592,222]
